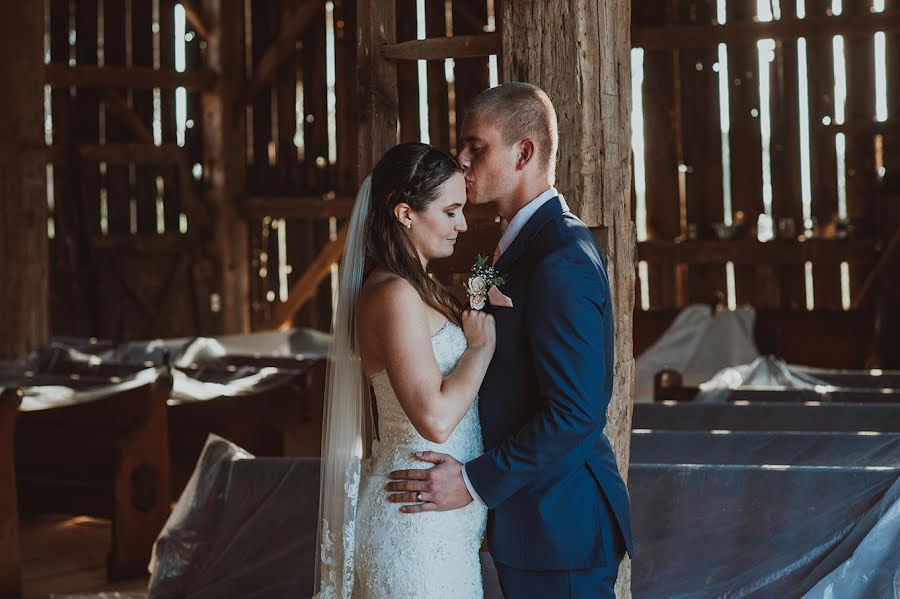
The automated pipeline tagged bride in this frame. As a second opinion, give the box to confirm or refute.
[314,142,496,598]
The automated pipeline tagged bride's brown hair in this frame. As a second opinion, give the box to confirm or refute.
[367,142,465,327]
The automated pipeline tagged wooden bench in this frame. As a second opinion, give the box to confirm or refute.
[1,388,22,599]
[15,369,172,581]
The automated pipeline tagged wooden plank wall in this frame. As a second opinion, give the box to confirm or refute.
[45,0,210,341]
[39,0,899,349]
[632,0,898,315]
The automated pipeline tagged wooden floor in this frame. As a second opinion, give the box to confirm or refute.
[20,515,148,599]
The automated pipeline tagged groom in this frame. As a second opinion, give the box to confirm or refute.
[387,82,633,598]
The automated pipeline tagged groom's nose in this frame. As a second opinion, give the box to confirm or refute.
[457,149,471,170]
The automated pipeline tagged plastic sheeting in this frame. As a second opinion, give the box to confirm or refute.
[696,356,831,403]
[635,305,760,403]
[147,435,504,599]
[631,429,900,598]
[0,329,328,411]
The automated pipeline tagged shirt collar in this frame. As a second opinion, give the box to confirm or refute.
[497,187,558,256]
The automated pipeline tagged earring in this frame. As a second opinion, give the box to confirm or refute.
[406,223,412,229]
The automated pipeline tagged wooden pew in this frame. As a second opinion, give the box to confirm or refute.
[167,359,325,496]
[0,388,22,599]
[15,369,173,581]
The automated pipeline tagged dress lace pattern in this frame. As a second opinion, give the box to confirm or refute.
[350,322,488,598]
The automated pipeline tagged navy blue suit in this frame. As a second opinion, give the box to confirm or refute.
[466,196,633,598]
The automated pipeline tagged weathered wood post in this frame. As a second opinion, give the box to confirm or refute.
[202,0,251,333]
[502,1,636,595]
[0,0,49,359]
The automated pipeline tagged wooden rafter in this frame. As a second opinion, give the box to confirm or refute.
[180,0,210,40]
[242,0,323,106]
[633,11,900,50]
[261,222,350,330]
[382,33,501,61]
[45,63,217,92]
[638,239,879,266]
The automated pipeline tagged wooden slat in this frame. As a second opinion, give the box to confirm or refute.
[44,63,217,91]
[808,0,842,310]
[678,0,726,307]
[424,0,451,150]
[382,32,501,61]
[640,0,681,309]
[299,4,333,330]
[452,1,490,148]
[727,0,763,307]
[633,11,900,49]
[638,239,879,265]
[332,0,358,194]
[130,0,158,236]
[102,1,133,239]
[397,0,421,143]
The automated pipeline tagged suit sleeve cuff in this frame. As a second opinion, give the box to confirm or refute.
[461,463,486,507]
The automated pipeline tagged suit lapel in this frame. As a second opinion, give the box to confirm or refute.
[494,195,568,274]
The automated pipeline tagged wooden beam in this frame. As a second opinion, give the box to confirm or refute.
[242,0,322,106]
[244,195,502,220]
[502,0,634,593]
[77,143,183,164]
[382,33,501,61]
[0,389,22,598]
[638,239,879,266]
[358,0,399,177]
[45,63,217,92]
[180,0,210,40]
[261,222,350,330]
[0,0,48,359]
[633,11,900,50]
[202,0,251,334]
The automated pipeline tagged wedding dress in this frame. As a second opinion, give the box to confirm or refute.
[353,321,488,598]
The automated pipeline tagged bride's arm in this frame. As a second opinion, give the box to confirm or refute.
[374,278,495,444]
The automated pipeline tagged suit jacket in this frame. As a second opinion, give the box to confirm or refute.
[466,196,634,571]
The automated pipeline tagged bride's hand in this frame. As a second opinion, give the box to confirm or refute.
[462,310,495,353]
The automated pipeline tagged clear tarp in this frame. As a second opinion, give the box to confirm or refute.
[630,429,900,598]
[635,305,760,403]
[0,329,329,411]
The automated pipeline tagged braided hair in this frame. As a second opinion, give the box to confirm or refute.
[367,142,465,327]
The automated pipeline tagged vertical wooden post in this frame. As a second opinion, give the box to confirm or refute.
[357,0,398,178]
[0,389,22,598]
[202,0,251,333]
[0,0,48,359]
[501,1,634,595]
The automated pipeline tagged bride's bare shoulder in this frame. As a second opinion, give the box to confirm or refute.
[359,270,424,323]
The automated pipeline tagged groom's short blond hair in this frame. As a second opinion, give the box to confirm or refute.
[466,82,558,181]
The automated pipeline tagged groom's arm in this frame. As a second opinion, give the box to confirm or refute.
[465,247,611,508]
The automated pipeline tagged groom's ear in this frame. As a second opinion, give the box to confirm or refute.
[516,138,536,171]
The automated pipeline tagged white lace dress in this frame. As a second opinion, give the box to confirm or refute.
[353,322,488,598]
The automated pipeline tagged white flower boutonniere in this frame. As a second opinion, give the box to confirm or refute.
[464,254,507,310]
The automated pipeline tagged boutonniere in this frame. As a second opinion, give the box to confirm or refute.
[464,254,507,310]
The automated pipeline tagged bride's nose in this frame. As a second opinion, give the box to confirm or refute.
[456,215,468,232]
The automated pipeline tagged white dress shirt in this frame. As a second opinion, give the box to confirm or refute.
[461,186,558,506]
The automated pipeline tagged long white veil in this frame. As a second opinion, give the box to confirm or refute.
[314,175,372,598]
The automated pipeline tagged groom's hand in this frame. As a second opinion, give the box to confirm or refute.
[386,451,473,513]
